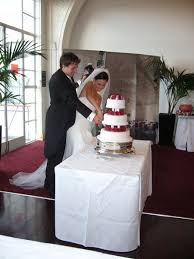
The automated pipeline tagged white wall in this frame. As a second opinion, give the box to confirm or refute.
[68,0,194,113]
[70,0,194,70]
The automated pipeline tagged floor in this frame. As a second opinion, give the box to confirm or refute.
[1,141,194,218]
[0,191,194,259]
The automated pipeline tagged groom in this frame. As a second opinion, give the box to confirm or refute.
[44,52,101,198]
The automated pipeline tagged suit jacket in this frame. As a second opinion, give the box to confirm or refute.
[44,69,92,158]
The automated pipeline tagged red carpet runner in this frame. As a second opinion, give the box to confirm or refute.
[0,141,194,217]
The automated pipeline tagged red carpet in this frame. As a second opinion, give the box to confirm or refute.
[0,141,49,198]
[0,141,194,217]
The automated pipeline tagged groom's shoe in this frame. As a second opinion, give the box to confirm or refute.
[44,177,55,199]
[44,181,55,199]
[48,189,55,199]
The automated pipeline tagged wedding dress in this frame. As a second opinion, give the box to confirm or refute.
[10,68,110,190]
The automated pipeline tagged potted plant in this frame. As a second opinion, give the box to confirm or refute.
[145,56,194,145]
[0,40,45,157]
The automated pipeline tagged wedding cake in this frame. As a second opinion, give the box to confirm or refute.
[96,94,133,154]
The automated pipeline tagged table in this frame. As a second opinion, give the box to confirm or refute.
[175,116,194,152]
[55,140,152,252]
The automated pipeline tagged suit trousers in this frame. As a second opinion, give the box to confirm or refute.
[44,132,66,198]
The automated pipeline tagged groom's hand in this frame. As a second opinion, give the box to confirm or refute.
[93,114,102,125]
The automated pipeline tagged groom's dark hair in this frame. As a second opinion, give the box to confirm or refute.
[60,52,80,68]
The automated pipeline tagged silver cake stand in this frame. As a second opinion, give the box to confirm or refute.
[95,138,135,156]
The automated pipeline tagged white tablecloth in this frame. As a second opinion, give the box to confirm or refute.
[0,235,127,259]
[175,116,194,152]
[55,140,152,252]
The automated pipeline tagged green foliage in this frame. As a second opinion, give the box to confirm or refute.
[145,56,194,114]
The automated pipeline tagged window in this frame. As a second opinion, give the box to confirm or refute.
[0,0,41,147]
[0,0,22,29]
[23,0,34,17]
[23,13,35,33]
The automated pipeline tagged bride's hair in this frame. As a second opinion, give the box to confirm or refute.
[94,72,109,81]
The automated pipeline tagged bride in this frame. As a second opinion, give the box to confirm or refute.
[10,68,110,190]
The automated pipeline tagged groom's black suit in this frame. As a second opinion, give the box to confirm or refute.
[44,69,92,197]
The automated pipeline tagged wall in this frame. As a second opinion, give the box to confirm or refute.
[68,0,194,113]
[44,0,194,121]
[105,52,137,119]
[105,52,159,121]
[136,55,159,121]
[70,0,194,70]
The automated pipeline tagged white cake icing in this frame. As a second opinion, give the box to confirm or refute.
[106,99,125,109]
[98,128,132,143]
[97,94,132,149]
[103,114,128,126]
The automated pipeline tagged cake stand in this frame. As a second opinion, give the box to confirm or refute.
[95,138,135,156]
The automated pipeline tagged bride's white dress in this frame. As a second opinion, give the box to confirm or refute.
[10,97,96,189]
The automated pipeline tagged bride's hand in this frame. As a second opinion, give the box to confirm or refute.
[97,110,103,121]
[93,114,102,125]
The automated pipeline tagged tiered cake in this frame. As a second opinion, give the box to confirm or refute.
[96,94,133,154]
